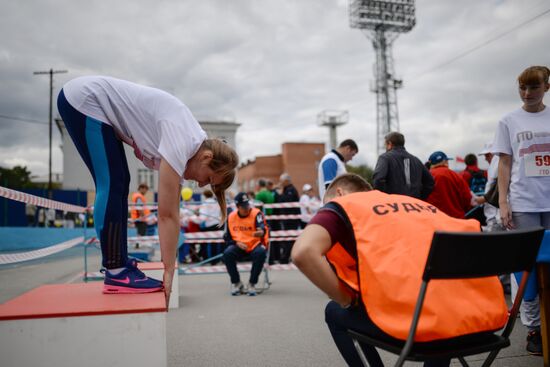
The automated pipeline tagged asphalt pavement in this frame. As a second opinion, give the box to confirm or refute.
[0,251,544,367]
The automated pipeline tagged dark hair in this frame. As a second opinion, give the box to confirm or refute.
[384,132,405,147]
[325,173,372,199]
[138,183,149,190]
[518,66,550,85]
[339,139,359,152]
[203,189,214,198]
[257,179,267,188]
[464,153,477,166]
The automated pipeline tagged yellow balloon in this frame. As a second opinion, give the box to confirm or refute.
[181,187,193,201]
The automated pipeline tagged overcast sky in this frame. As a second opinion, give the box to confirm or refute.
[1,0,549,179]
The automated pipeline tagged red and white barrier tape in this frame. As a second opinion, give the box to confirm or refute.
[263,202,301,209]
[182,263,297,273]
[0,236,84,265]
[0,186,88,213]
[87,235,161,246]
[265,214,302,220]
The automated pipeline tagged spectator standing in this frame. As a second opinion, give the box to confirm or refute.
[223,192,268,296]
[266,179,281,264]
[372,132,434,199]
[197,189,222,264]
[318,139,358,199]
[255,179,274,216]
[292,173,507,367]
[426,151,473,218]
[276,173,301,264]
[478,143,503,232]
[460,153,488,195]
[25,204,37,227]
[299,183,320,228]
[493,65,550,356]
[131,183,152,248]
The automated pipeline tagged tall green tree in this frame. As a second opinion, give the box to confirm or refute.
[0,165,37,189]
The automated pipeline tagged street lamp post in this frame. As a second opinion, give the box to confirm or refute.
[33,68,68,197]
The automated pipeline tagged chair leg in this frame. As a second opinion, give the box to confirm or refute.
[352,338,371,367]
[480,349,501,367]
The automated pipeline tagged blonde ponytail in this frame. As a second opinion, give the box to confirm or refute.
[200,139,239,223]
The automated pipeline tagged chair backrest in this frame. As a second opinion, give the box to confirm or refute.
[423,227,545,281]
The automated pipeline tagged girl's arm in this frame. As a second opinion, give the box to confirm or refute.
[158,158,182,306]
[498,154,514,229]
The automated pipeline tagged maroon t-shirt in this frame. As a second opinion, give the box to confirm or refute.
[308,204,357,259]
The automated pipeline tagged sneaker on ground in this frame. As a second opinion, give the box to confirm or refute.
[526,329,543,356]
[103,259,163,294]
[231,282,244,296]
[248,283,257,296]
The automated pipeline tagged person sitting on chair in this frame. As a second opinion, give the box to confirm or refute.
[292,173,508,367]
[223,192,268,296]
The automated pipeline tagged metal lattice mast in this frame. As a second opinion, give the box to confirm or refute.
[349,0,415,156]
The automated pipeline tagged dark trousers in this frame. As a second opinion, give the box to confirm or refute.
[223,245,266,285]
[279,219,300,264]
[267,220,280,264]
[325,301,450,367]
[58,90,130,269]
[200,224,223,264]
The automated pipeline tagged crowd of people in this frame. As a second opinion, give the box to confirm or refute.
[55,66,548,364]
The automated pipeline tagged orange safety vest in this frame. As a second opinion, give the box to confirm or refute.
[227,207,269,253]
[130,192,150,220]
[328,191,508,342]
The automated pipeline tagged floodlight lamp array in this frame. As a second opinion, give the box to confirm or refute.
[349,0,416,33]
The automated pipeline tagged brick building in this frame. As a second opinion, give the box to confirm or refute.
[237,142,325,197]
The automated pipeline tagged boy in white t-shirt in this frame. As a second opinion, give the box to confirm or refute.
[58,76,238,302]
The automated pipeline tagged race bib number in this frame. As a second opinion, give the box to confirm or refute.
[524,153,550,177]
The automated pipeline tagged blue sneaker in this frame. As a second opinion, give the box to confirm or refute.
[103,259,163,294]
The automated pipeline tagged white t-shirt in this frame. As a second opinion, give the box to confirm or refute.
[318,150,347,199]
[199,197,221,228]
[63,76,207,180]
[492,107,550,212]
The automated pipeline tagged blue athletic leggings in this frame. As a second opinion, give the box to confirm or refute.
[57,89,129,269]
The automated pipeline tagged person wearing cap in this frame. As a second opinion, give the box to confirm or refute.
[373,132,434,199]
[223,192,268,296]
[299,183,321,228]
[426,151,474,218]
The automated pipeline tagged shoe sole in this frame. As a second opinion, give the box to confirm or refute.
[103,285,163,294]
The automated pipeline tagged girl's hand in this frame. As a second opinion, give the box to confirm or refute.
[163,268,175,309]
[499,201,514,229]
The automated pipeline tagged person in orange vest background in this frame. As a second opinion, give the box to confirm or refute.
[131,183,153,247]
[223,192,268,296]
[292,173,508,367]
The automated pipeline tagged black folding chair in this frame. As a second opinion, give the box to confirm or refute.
[349,227,545,367]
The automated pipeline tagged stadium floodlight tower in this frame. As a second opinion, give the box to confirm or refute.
[318,110,349,150]
[349,0,415,156]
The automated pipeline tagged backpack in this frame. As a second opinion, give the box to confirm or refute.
[467,169,487,195]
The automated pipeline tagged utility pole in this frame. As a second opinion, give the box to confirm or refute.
[33,68,68,197]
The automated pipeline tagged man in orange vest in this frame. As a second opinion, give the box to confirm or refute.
[223,192,268,296]
[292,173,508,367]
[131,183,151,248]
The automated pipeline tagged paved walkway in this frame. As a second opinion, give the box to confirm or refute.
[0,253,544,366]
